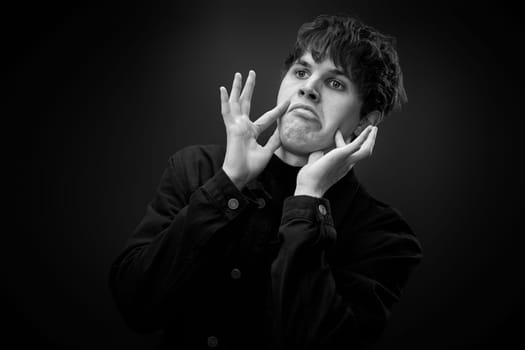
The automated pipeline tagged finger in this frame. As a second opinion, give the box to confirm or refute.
[240,70,256,115]
[307,151,324,164]
[334,130,346,148]
[264,126,281,153]
[347,126,378,163]
[220,86,230,117]
[370,126,378,152]
[343,125,374,154]
[229,72,242,103]
[253,100,291,135]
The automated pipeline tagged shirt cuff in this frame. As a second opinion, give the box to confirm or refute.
[279,195,336,247]
[281,195,334,226]
[201,168,253,221]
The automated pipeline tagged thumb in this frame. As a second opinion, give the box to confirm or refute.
[307,151,324,165]
[264,126,281,153]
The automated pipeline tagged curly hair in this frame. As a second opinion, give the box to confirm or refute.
[282,14,407,121]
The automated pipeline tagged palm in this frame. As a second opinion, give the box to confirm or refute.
[228,118,268,173]
[296,126,378,197]
[220,71,289,188]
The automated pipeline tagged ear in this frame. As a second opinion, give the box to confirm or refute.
[353,110,382,137]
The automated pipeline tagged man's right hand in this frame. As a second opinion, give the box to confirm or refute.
[220,70,290,190]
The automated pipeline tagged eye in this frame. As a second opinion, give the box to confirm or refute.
[328,79,345,90]
[294,69,309,79]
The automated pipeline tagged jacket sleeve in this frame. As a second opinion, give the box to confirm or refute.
[109,149,253,332]
[270,195,423,349]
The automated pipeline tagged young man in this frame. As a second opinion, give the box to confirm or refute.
[109,14,422,350]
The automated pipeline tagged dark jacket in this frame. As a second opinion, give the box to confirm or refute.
[109,144,422,349]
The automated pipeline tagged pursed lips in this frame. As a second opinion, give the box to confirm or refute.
[289,104,319,121]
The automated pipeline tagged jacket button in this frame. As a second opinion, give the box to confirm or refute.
[318,204,327,215]
[256,198,266,209]
[230,268,242,279]
[228,198,239,210]
[207,335,218,347]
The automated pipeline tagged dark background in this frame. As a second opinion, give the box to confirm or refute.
[9,0,522,349]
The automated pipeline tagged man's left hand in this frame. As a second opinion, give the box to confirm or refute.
[294,125,378,198]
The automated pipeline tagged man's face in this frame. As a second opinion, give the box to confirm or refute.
[277,51,363,155]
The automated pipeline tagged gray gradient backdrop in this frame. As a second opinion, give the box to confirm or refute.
[10,0,521,349]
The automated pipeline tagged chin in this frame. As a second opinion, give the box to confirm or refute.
[281,140,311,156]
[279,132,322,156]
[278,118,328,155]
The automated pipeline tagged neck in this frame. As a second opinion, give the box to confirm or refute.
[274,143,338,167]
[274,146,308,167]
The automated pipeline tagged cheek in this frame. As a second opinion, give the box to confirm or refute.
[339,116,360,136]
[277,80,295,103]
[323,101,361,137]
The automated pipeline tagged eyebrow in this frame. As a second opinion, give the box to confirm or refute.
[295,58,349,79]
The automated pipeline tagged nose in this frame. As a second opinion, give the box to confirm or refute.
[298,80,320,102]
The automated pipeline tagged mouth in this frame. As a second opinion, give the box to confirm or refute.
[289,104,319,120]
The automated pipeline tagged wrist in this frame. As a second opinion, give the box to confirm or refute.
[222,166,248,190]
[294,186,324,198]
